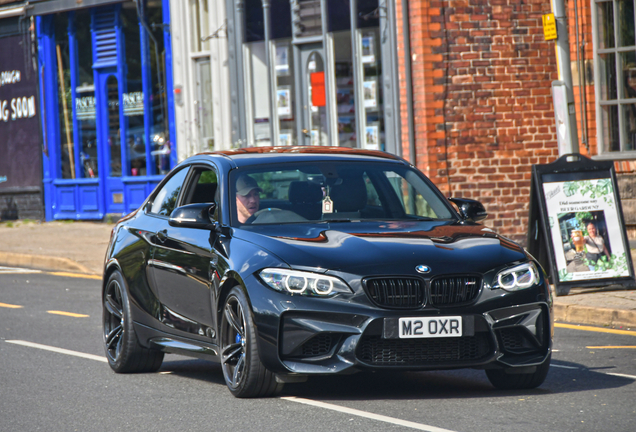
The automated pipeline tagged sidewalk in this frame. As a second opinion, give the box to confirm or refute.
[1,220,635,330]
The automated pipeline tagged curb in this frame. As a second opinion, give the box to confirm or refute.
[0,251,96,275]
[554,303,636,330]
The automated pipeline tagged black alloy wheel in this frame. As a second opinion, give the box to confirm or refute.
[102,271,164,373]
[220,286,282,397]
[486,354,551,390]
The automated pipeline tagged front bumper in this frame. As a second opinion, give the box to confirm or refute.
[246,275,553,376]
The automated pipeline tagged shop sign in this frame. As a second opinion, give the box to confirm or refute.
[75,91,144,120]
[310,72,325,107]
[527,154,635,295]
[0,35,42,190]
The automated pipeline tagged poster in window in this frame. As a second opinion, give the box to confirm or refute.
[276,45,289,76]
[361,35,375,64]
[311,129,319,146]
[542,178,630,282]
[363,80,377,109]
[365,125,379,150]
[277,87,291,117]
[278,130,292,146]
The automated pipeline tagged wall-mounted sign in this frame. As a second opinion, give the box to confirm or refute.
[527,154,635,295]
[310,72,326,107]
[0,35,42,191]
[542,13,557,41]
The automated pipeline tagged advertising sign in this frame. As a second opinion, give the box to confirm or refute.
[0,34,42,191]
[527,154,635,295]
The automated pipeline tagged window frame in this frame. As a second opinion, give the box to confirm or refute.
[592,0,636,158]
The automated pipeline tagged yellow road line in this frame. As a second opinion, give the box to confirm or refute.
[47,310,89,318]
[585,346,636,349]
[48,272,101,280]
[555,322,636,336]
[0,302,23,309]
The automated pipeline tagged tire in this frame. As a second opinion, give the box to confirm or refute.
[102,270,164,373]
[486,355,551,390]
[220,286,283,398]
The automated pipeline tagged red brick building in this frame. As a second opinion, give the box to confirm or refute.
[395,0,636,244]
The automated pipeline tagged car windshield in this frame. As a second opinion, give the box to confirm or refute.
[230,161,455,226]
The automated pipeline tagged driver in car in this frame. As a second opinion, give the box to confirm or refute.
[236,174,262,223]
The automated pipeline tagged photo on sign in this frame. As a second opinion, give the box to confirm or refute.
[277,87,291,117]
[557,210,613,274]
[278,131,291,146]
[542,178,631,282]
[275,45,289,76]
[363,80,377,108]
[361,35,375,64]
[365,125,379,149]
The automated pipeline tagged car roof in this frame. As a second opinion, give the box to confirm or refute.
[192,146,407,168]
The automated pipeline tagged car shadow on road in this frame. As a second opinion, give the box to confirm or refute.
[157,357,634,401]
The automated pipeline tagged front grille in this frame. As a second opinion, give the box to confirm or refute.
[429,276,481,306]
[356,333,492,366]
[301,334,332,357]
[364,277,425,309]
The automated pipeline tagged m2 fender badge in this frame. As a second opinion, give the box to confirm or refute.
[415,265,431,274]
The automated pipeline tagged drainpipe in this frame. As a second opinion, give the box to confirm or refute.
[400,0,415,167]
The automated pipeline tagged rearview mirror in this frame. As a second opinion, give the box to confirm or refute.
[169,203,217,229]
[448,197,488,222]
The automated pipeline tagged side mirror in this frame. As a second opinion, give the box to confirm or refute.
[169,203,217,229]
[449,197,488,222]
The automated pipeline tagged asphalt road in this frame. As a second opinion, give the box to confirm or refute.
[1,267,635,432]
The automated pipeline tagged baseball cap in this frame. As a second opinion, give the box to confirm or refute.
[236,175,263,196]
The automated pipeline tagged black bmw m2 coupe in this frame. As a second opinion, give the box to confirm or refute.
[102,147,552,397]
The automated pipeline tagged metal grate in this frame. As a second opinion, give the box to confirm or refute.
[301,334,332,357]
[497,328,537,354]
[92,8,118,67]
[364,277,425,309]
[429,276,481,306]
[356,334,491,366]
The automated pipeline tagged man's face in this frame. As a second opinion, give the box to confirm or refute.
[237,189,260,223]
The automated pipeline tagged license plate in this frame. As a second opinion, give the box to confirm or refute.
[398,316,462,339]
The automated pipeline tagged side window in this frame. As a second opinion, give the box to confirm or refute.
[150,168,189,216]
[183,167,218,205]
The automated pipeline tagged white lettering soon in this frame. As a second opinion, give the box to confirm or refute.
[0,96,36,121]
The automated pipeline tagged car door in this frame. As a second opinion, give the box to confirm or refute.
[148,165,219,340]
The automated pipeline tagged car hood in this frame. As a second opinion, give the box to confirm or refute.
[233,221,527,276]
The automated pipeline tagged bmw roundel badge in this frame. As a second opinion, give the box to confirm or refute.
[415,265,431,274]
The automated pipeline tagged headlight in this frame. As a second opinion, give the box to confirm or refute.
[259,268,352,297]
[493,262,540,291]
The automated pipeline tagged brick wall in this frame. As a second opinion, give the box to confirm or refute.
[0,191,44,221]
[397,0,560,244]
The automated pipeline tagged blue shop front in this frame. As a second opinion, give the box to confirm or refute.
[35,0,176,220]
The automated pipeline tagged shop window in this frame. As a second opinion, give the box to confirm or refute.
[275,41,296,145]
[196,58,215,151]
[360,26,384,151]
[107,75,122,176]
[593,0,636,153]
[74,10,98,179]
[146,2,171,174]
[190,0,210,52]
[328,0,350,32]
[333,30,356,147]
[245,0,264,42]
[292,0,323,38]
[121,6,146,176]
[54,13,74,179]
[271,0,292,39]
[246,41,272,145]
[306,51,328,145]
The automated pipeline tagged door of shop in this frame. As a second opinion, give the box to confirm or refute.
[96,69,125,215]
[298,43,328,146]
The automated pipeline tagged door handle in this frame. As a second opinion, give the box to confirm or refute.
[302,128,310,137]
[156,229,168,243]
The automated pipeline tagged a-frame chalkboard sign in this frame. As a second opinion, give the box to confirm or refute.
[527,154,635,296]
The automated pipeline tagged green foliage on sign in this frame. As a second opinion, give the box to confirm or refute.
[558,268,573,281]
[584,252,628,276]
